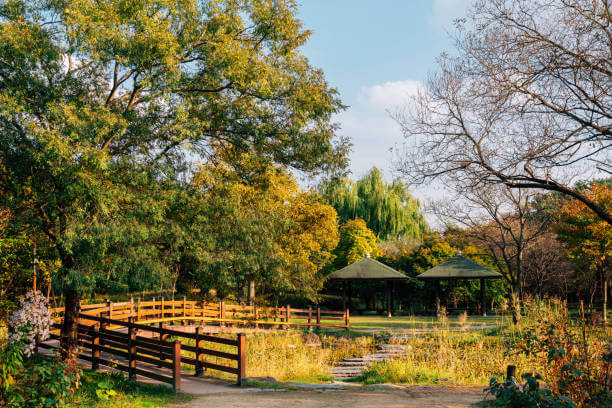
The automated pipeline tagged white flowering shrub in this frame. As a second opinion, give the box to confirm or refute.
[8,291,53,356]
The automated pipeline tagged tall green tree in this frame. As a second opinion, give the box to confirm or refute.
[189,158,339,303]
[320,167,427,240]
[332,218,380,268]
[0,0,348,357]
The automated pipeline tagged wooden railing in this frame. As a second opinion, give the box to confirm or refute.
[40,314,246,389]
[50,298,350,329]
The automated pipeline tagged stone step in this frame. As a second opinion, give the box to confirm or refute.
[335,362,369,367]
[334,364,370,369]
[331,367,366,372]
[342,357,365,362]
[330,344,406,379]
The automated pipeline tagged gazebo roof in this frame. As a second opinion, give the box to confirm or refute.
[327,257,408,280]
[417,253,503,280]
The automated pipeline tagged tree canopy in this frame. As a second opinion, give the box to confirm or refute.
[190,159,339,302]
[0,0,348,355]
[320,167,427,240]
[332,218,381,269]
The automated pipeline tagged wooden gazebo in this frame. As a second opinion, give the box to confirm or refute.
[327,256,408,317]
[417,251,502,316]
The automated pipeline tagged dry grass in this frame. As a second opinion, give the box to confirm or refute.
[178,330,374,383]
[360,298,611,386]
[361,330,526,385]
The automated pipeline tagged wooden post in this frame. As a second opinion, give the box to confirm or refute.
[159,322,167,367]
[92,324,100,370]
[220,300,225,327]
[480,278,487,317]
[316,307,321,326]
[100,310,108,346]
[342,280,347,311]
[136,298,141,321]
[128,317,136,380]
[237,333,246,386]
[182,296,187,325]
[195,327,204,377]
[285,304,291,328]
[172,341,181,392]
[172,297,176,322]
[106,298,113,320]
[345,308,350,330]
[130,296,134,316]
[506,365,517,384]
[386,280,392,318]
[434,280,441,317]
[253,304,258,329]
[152,297,156,318]
[308,307,312,332]
[161,297,165,319]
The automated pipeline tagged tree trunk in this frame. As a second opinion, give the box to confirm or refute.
[248,280,255,306]
[602,273,607,326]
[480,278,486,317]
[511,282,521,325]
[60,289,81,360]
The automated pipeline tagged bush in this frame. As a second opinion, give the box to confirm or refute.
[3,354,80,408]
[1,291,80,407]
[487,373,578,407]
[489,308,612,407]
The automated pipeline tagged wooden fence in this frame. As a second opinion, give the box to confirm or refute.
[50,298,350,330]
[39,314,246,390]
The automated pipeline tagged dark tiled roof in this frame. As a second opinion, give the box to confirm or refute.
[417,254,502,279]
[327,257,407,280]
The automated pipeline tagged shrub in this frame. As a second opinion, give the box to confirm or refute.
[1,291,80,408]
[487,373,578,407]
[490,307,612,407]
[8,291,53,356]
[4,354,79,408]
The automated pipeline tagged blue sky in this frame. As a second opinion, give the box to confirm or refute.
[296,0,471,198]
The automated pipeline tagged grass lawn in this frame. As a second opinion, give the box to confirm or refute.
[67,370,192,408]
[347,314,506,331]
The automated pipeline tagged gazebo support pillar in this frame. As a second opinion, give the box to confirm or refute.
[434,280,441,317]
[386,280,392,318]
[480,278,486,317]
[342,280,347,311]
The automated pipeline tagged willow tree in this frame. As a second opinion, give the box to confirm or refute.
[0,0,348,358]
[320,167,427,240]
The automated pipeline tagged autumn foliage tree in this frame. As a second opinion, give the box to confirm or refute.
[556,182,611,322]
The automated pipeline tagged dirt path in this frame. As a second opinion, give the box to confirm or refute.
[175,387,486,408]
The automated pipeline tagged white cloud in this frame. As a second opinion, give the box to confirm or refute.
[430,0,471,29]
[359,80,423,111]
[327,79,446,223]
[334,80,423,180]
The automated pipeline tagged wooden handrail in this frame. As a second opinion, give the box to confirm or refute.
[54,298,350,330]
